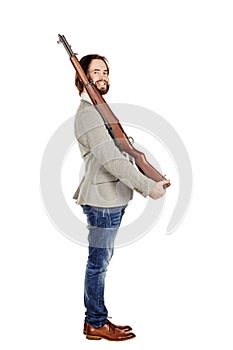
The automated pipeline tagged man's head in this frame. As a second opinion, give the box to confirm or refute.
[75,54,110,96]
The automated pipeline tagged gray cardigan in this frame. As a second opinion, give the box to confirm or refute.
[73,100,155,207]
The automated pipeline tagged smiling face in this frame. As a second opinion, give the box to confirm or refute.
[87,59,110,95]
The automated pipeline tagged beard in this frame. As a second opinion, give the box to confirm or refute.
[97,85,110,95]
[95,80,110,95]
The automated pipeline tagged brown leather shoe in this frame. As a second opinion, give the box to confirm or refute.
[83,320,132,334]
[85,320,136,341]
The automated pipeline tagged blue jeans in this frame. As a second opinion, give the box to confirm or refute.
[82,205,126,328]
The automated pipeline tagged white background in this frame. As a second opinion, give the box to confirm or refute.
[1,0,233,349]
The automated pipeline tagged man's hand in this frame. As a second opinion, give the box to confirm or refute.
[149,180,170,200]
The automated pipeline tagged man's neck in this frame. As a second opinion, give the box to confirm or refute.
[81,92,92,104]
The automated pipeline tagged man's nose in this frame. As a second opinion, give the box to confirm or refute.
[99,72,108,80]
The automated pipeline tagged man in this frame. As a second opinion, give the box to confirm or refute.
[73,54,169,341]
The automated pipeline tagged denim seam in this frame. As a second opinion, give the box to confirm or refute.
[107,208,111,226]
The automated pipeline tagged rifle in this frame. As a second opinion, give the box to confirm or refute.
[57,34,170,188]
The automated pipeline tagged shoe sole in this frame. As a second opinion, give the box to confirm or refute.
[83,329,132,335]
[86,335,102,340]
[86,334,136,341]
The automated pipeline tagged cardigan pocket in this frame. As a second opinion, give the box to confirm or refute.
[92,168,118,184]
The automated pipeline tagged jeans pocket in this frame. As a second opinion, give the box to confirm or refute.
[109,206,126,227]
[82,205,97,226]
[82,205,126,228]
[81,205,91,215]
[110,211,122,227]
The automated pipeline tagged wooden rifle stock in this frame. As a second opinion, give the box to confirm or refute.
[58,34,170,188]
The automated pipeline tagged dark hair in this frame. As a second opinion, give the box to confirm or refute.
[75,54,109,96]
